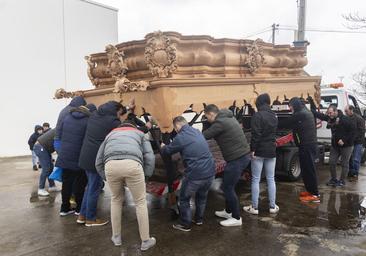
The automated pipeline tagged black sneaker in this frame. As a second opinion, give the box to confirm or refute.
[326,179,338,187]
[32,165,38,171]
[337,179,346,187]
[172,223,191,232]
[192,219,203,226]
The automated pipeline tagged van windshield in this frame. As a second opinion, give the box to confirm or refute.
[320,95,338,109]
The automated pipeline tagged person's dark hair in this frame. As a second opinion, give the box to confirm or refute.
[255,93,271,108]
[173,116,188,126]
[204,104,219,114]
[328,104,337,112]
[120,120,137,128]
[348,105,355,112]
[42,122,50,128]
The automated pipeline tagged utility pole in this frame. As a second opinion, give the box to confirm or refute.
[294,0,309,49]
[272,23,279,45]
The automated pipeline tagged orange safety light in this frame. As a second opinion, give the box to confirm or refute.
[329,83,344,89]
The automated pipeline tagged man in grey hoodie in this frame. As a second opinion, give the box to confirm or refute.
[203,104,251,227]
[95,121,156,251]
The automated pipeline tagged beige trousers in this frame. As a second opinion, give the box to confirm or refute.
[105,159,150,241]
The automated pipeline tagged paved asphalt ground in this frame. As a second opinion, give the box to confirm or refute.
[1,156,366,256]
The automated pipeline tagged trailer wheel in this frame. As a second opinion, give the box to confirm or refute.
[283,150,301,181]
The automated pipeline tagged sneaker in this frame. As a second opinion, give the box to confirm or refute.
[215,209,232,219]
[243,205,259,215]
[76,215,86,224]
[33,165,38,171]
[269,205,280,214]
[48,186,61,192]
[111,235,122,246]
[74,212,80,216]
[85,219,109,227]
[299,191,312,197]
[172,223,191,232]
[326,178,338,187]
[60,210,75,216]
[37,189,50,197]
[220,217,242,227]
[192,219,203,226]
[300,195,320,203]
[141,237,156,251]
[337,179,346,187]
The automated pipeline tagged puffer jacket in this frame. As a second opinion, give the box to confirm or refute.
[203,109,250,161]
[79,101,122,172]
[162,125,215,180]
[251,101,278,158]
[95,126,155,180]
[55,96,86,140]
[55,107,93,170]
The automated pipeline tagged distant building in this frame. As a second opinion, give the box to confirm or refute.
[0,0,118,156]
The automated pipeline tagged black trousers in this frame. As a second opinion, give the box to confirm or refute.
[298,144,319,196]
[61,169,87,212]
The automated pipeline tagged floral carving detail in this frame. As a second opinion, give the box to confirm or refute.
[105,44,128,78]
[245,39,265,74]
[144,31,177,78]
[54,88,84,99]
[113,77,149,93]
[85,55,100,87]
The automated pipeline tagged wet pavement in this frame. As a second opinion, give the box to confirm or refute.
[1,156,366,256]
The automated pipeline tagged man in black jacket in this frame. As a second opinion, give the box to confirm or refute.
[310,100,356,187]
[279,97,320,203]
[203,104,251,227]
[345,105,365,181]
[28,125,43,170]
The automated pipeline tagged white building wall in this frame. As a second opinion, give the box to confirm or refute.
[0,0,118,157]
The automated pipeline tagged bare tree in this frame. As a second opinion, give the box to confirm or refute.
[350,68,366,103]
[343,13,366,29]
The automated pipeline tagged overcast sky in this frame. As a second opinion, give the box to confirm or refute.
[95,0,366,90]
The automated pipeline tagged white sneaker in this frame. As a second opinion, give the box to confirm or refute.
[111,235,122,246]
[215,209,232,219]
[38,189,50,197]
[141,237,156,251]
[220,217,242,227]
[243,205,259,215]
[48,186,61,192]
[269,205,280,214]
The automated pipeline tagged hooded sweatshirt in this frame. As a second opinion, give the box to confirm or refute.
[78,101,122,172]
[55,96,86,140]
[251,94,278,158]
[203,109,250,161]
[28,125,43,150]
[279,97,317,146]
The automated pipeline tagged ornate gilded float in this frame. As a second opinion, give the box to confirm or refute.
[55,31,321,132]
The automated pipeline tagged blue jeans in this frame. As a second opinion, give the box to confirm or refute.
[251,157,276,209]
[350,144,363,176]
[223,154,251,219]
[80,170,103,220]
[179,176,214,227]
[33,144,55,189]
[31,150,38,166]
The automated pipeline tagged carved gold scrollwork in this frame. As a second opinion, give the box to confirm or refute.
[105,44,128,78]
[85,55,100,87]
[54,88,84,99]
[144,31,178,78]
[245,39,265,74]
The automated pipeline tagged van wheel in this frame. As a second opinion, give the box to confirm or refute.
[284,150,301,181]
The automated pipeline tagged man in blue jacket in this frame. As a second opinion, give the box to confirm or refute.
[162,116,215,232]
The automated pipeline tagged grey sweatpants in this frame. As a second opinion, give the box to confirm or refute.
[329,146,354,181]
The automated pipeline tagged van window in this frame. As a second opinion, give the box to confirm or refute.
[320,95,338,109]
[348,95,358,108]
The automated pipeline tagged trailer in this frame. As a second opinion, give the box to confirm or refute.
[54,31,323,197]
